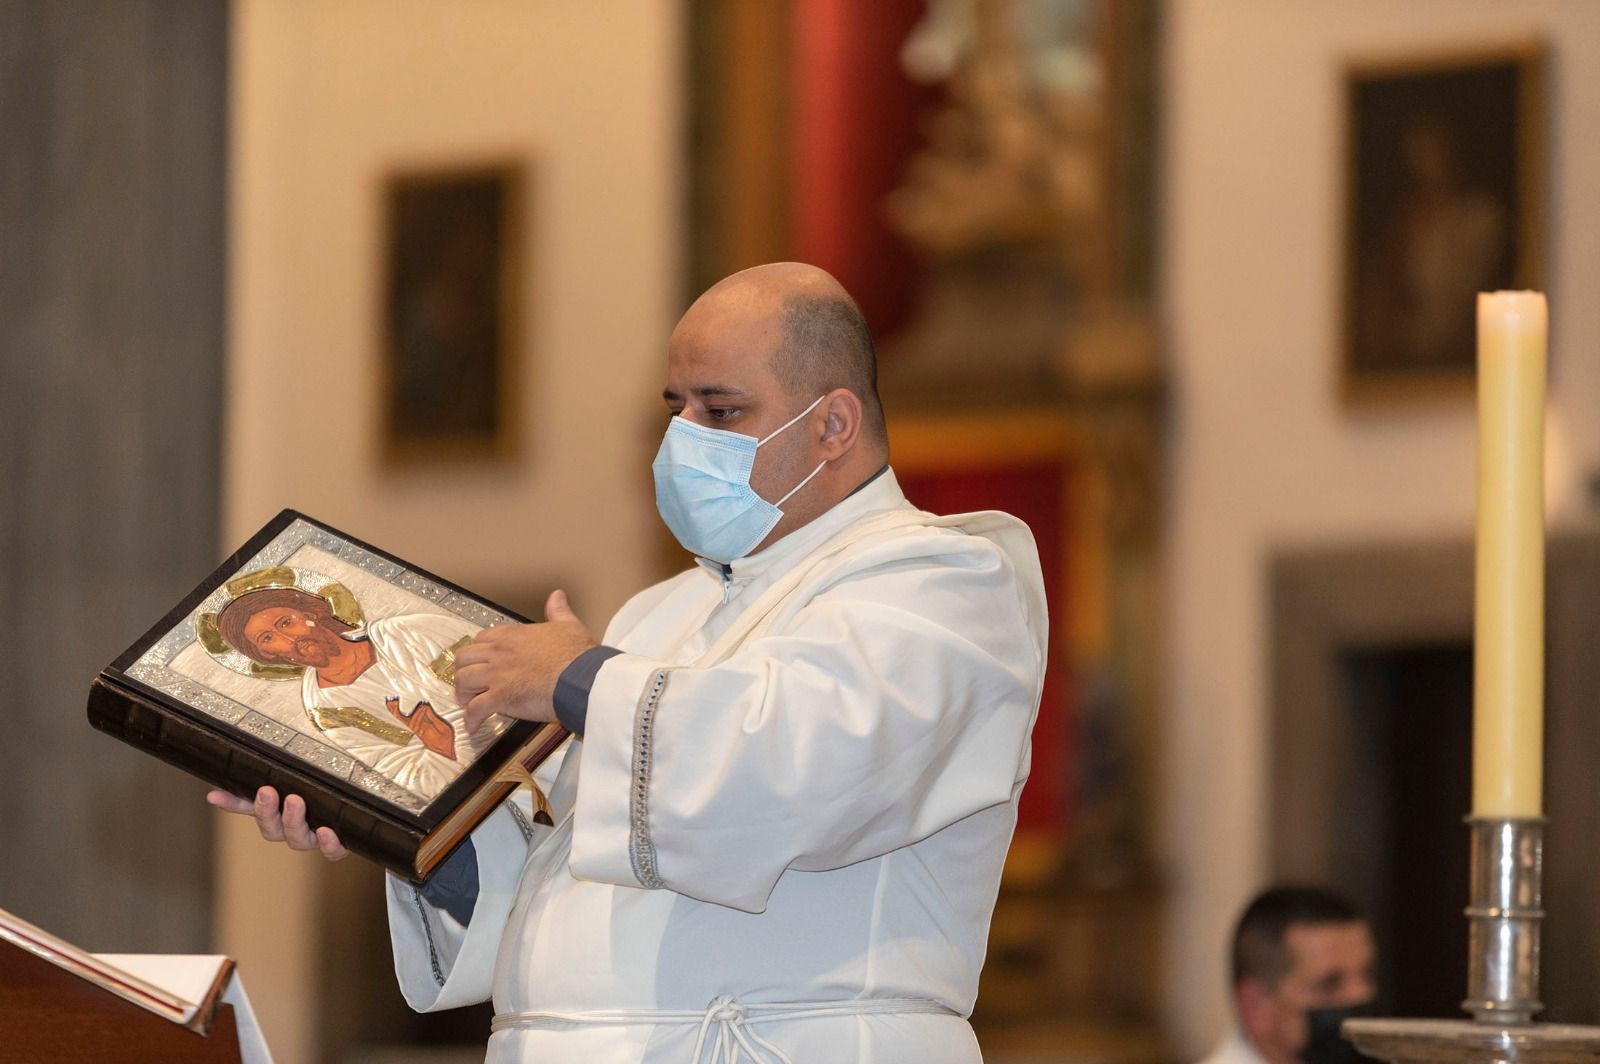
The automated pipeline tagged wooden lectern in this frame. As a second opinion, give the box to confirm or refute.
[0,915,246,1064]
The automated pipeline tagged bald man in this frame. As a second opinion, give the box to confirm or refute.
[216,263,1048,1063]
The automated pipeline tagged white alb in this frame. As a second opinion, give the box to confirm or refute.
[386,470,1049,1062]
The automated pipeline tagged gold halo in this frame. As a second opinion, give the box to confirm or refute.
[198,567,366,680]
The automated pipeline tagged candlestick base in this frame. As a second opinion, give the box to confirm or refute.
[1464,816,1545,1022]
[1346,1019,1600,1064]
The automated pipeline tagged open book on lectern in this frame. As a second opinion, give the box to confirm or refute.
[87,510,568,884]
[0,907,234,1036]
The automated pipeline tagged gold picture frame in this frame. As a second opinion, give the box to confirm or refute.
[1341,40,1546,403]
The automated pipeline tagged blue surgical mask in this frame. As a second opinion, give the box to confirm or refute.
[652,395,828,563]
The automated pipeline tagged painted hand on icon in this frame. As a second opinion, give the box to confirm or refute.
[385,695,457,759]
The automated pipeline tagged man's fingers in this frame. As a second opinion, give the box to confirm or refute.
[462,690,495,735]
[206,789,256,815]
[281,794,318,851]
[211,786,344,861]
[545,589,577,623]
[454,642,491,667]
[315,827,349,861]
[254,787,286,842]
[462,692,486,734]
[454,661,490,700]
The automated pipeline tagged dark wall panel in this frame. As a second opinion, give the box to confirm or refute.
[0,0,227,952]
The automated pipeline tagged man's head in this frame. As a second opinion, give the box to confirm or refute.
[1232,886,1377,1064]
[217,587,357,670]
[661,262,889,555]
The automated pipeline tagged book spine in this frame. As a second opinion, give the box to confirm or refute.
[87,679,428,881]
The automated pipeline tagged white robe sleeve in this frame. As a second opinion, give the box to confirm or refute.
[385,742,567,1012]
[568,533,1044,913]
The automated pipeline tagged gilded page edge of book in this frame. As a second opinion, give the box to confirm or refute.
[93,954,237,1035]
[0,906,208,1026]
[413,721,569,878]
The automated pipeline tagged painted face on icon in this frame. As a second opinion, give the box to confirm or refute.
[240,606,346,668]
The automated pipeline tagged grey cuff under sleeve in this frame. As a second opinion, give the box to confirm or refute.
[417,838,478,925]
[553,645,623,738]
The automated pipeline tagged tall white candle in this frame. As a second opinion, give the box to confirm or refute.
[1473,290,1546,818]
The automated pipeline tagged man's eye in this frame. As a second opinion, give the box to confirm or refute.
[707,407,735,422]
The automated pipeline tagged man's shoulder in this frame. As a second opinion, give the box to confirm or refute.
[820,505,1043,596]
[802,506,1048,648]
[603,567,706,641]
[811,467,1041,574]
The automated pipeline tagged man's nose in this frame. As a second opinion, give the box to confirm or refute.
[1343,973,1378,1003]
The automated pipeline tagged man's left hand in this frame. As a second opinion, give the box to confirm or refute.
[455,589,596,733]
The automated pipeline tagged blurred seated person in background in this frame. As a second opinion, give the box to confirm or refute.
[1199,885,1378,1064]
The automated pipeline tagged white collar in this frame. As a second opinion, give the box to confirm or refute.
[694,467,910,590]
[1219,1027,1274,1064]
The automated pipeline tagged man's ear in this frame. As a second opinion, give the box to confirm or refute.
[817,388,862,459]
[1236,978,1273,1041]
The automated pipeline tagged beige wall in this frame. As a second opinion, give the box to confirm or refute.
[1162,0,1600,1054]
[222,2,681,1059]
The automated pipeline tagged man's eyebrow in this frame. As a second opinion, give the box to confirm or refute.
[661,384,750,401]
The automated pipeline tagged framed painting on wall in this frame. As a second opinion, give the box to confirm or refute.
[381,161,526,462]
[1341,42,1545,401]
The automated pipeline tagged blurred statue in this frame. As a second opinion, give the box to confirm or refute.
[894,0,1104,254]
[902,0,1102,94]
[884,0,1148,407]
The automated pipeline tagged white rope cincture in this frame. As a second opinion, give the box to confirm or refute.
[690,996,792,1064]
[490,994,957,1064]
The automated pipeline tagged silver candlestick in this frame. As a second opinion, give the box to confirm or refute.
[1345,815,1600,1064]
[1462,817,1543,1025]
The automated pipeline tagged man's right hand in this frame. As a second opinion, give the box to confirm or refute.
[206,786,350,862]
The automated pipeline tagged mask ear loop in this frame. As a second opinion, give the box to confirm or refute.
[764,393,838,505]
[757,394,827,446]
[759,395,831,508]
[775,458,828,508]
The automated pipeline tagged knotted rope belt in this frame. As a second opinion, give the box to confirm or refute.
[491,994,958,1064]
